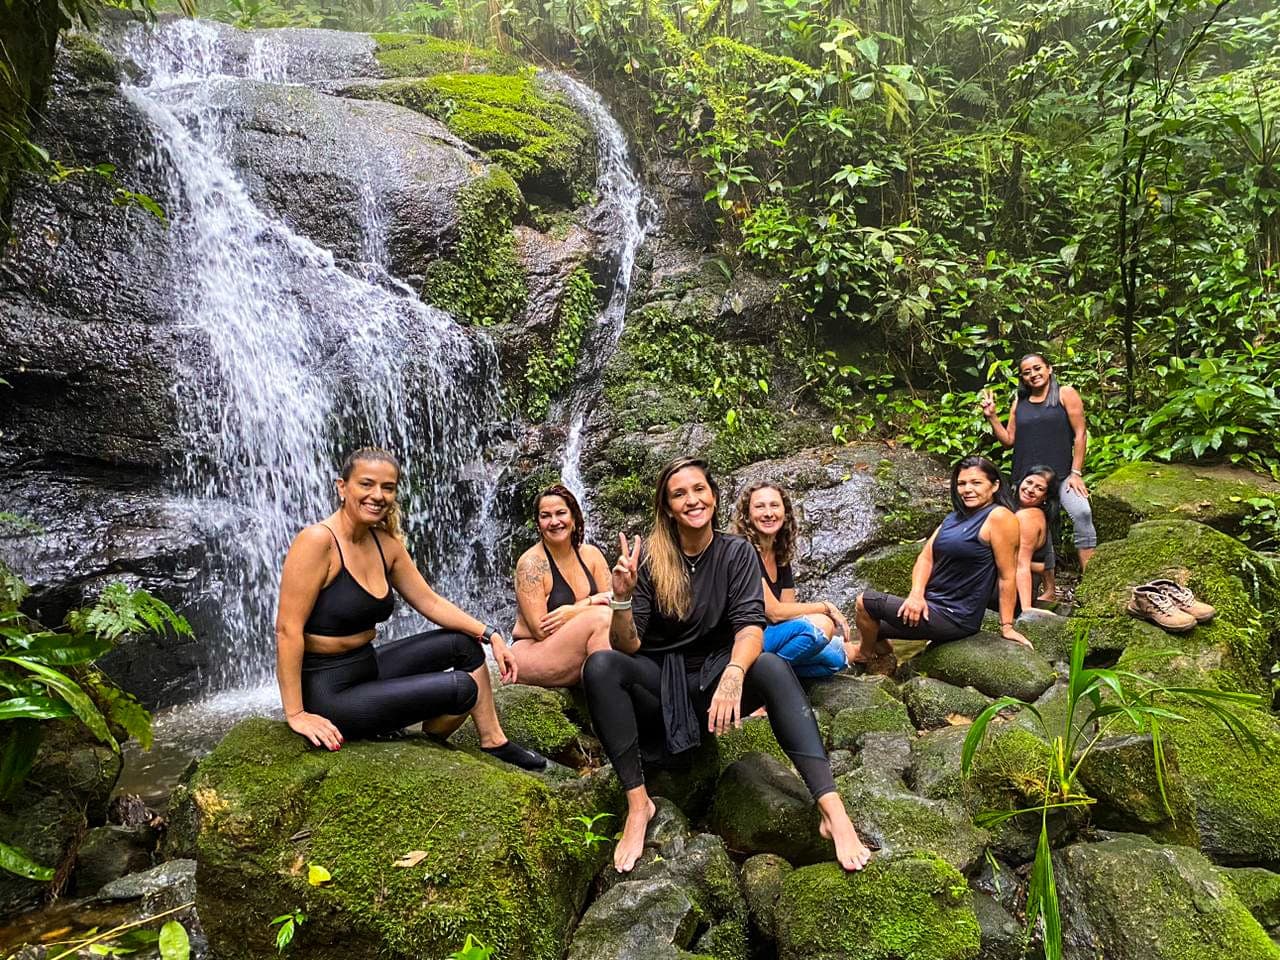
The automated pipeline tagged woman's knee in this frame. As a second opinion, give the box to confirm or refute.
[452,672,479,713]
[454,634,486,672]
[747,651,793,684]
[582,648,629,689]
[855,593,867,616]
[807,613,836,639]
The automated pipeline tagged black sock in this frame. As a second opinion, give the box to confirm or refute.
[481,740,548,771]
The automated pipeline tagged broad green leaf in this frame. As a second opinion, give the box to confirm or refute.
[0,696,75,721]
[159,921,190,960]
[0,838,53,880]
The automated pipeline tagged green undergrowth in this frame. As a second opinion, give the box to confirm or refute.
[525,266,598,419]
[423,167,527,325]
[352,70,594,199]
[372,33,523,77]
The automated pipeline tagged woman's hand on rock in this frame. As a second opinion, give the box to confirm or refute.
[491,634,518,684]
[288,710,343,751]
[897,593,930,627]
[612,533,641,601]
[708,666,744,735]
[540,604,576,634]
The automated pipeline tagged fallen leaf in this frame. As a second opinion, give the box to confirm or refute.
[307,863,332,886]
[393,850,429,868]
[945,714,973,726]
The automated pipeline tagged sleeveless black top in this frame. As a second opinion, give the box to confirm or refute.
[1013,395,1074,486]
[756,553,795,601]
[544,543,598,610]
[303,527,395,637]
[926,504,999,632]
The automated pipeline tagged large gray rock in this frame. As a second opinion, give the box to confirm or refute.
[569,876,699,960]
[740,853,792,943]
[910,635,1057,702]
[73,824,155,896]
[902,676,994,731]
[1055,836,1280,960]
[708,753,827,865]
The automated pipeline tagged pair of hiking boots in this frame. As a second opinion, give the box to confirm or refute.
[1127,579,1216,633]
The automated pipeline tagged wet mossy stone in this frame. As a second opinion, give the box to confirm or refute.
[568,874,700,960]
[708,753,828,865]
[835,767,989,873]
[58,34,121,85]
[191,718,613,960]
[911,634,1057,702]
[972,891,1025,960]
[714,715,789,775]
[983,607,1077,662]
[741,853,792,942]
[961,725,1057,864]
[1092,461,1280,542]
[853,541,923,597]
[1077,733,1191,836]
[774,855,981,960]
[1219,866,1280,932]
[449,683,583,762]
[901,676,994,731]
[908,726,968,802]
[372,33,524,77]
[850,731,913,781]
[805,673,901,716]
[829,700,915,751]
[1054,835,1280,960]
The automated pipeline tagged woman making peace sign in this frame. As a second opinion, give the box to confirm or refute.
[582,456,871,874]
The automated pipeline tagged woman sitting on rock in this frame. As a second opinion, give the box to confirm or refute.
[851,456,1030,675]
[1014,465,1059,610]
[275,446,546,770]
[508,483,613,687]
[732,481,853,677]
[584,456,872,874]
[980,351,1096,596]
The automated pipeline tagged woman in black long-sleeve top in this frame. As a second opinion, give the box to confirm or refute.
[583,456,871,874]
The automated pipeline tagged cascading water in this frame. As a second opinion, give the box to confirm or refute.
[547,75,654,535]
[118,20,506,692]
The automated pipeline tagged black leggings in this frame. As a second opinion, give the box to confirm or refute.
[301,629,484,739]
[582,650,836,800]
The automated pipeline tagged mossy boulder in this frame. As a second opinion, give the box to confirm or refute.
[1220,866,1280,932]
[449,682,584,763]
[191,718,615,959]
[835,768,989,873]
[568,875,700,960]
[853,541,923,598]
[1075,519,1279,695]
[1077,733,1191,836]
[372,33,524,77]
[908,726,969,803]
[850,732,913,781]
[961,724,1057,863]
[1055,835,1280,960]
[910,635,1057,702]
[708,753,827,865]
[714,716,790,774]
[901,676,994,731]
[773,855,981,960]
[829,700,915,751]
[741,853,792,943]
[345,71,595,202]
[1092,461,1280,542]
[806,674,901,717]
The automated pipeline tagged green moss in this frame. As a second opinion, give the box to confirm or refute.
[1220,866,1280,931]
[450,685,583,760]
[1092,461,1280,542]
[693,918,749,960]
[828,701,915,751]
[192,719,613,959]
[372,33,523,77]
[901,676,993,730]
[59,34,120,84]
[350,70,594,199]
[423,167,527,325]
[853,541,922,597]
[911,635,1057,702]
[774,856,981,960]
[713,717,790,774]
[525,266,598,419]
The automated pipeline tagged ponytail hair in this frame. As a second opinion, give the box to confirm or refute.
[341,446,403,540]
[647,456,719,620]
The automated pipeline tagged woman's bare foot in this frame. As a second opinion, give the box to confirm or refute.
[817,793,872,872]
[1037,591,1056,603]
[615,793,656,873]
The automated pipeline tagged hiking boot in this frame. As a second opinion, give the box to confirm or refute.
[1147,579,1216,623]
[1126,584,1198,633]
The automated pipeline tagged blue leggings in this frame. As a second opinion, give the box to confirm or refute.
[764,619,847,678]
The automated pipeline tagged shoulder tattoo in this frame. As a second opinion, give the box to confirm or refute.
[517,555,550,594]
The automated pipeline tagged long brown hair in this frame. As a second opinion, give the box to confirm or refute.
[534,483,585,549]
[646,456,719,620]
[732,482,798,565]
[341,446,403,540]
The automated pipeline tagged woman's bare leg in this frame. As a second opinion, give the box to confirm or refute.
[510,608,612,687]
[468,662,510,748]
[422,713,469,739]
[817,792,872,871]
[615,784,657,873]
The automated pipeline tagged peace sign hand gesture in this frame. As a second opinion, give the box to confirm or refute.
[613,533,642,601]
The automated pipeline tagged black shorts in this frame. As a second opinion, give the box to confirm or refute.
[859,589,973,644]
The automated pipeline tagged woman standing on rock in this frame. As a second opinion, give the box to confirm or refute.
[732,482,853,677]
[851,456,1030,675]
[584,456,872,874]
[981,352,1097,591]
[508,484,613,686]
[275,446,546,770]
[1014,466,1059,609]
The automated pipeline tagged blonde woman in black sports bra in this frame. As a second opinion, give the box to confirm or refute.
[508,484,613,687]
[275,447,546,770]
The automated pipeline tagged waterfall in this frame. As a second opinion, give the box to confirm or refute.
[546,74,654,537]
[119,20,506,691]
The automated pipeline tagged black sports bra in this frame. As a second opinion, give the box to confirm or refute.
[303,526,395,637]
[545,543,598,610]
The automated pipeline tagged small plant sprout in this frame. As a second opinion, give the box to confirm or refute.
[269,909,306,953]
[448,934,495,959]
[564,812,614,852]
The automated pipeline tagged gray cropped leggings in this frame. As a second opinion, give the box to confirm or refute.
[1042,482,1097,570]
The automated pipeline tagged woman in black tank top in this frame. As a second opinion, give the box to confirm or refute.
[275,447,546,770]
[509,484,613,687]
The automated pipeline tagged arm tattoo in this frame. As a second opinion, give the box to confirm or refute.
[717,669,743,699]
[517,556,549,595]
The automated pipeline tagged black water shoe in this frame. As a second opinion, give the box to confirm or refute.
[481,740,548,771]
